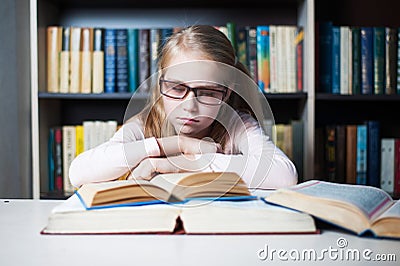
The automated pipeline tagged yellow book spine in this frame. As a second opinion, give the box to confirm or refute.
[75,125,84,156]
[46,26,62,93]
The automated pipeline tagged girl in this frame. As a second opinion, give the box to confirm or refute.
[69,25,298,189]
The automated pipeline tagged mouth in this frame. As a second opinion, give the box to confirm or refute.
[178,117,200,124]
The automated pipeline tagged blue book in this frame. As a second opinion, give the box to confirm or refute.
[318,21,333,93]
[331,26,340,94]
[367,121,381,188]
[48,128,55,192]
[104,29,117,93]
[356,125,367,185]
[116,29,129,93]
[256,25,270,92]
[127,28,139,93]
[373,27,385,94]
[360,27,373,95]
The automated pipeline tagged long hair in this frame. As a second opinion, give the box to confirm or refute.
[134,25,262,150]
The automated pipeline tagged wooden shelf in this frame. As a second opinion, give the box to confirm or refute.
[316,93,400,102]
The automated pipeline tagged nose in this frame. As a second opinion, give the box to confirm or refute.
[182,91,198,112]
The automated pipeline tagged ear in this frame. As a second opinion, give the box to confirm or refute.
[224,88,232,102]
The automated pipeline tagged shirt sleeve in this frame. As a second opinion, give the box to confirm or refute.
[68,119,161,188]
[194,113,298,189]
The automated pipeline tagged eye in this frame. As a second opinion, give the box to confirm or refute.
[171,85,187,92]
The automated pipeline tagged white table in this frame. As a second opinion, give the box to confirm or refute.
[0,199,399,266]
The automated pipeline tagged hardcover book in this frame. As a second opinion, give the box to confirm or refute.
[256,25,270,92]
[265,180,400,239]
[360,27,373,95]
[92,28,104,93]
[41,193,317,235]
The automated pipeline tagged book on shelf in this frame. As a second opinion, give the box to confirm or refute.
[331,26,340,94]
[351,26,362,95]
[69,26,81,93]
[340,26,350,95]
[59,27,70,93]
[116,29,129,93]
[62,125,76,195]
[385,27,398,95]
[104,28,117,93]
[80,27,93,94]
[46,26,62,93]
[366,120,381,188]
[360,27,373,95]
[345,124,358,184]
[264,180,400,239]
[127,28,139,93]
[245,26,258,85]
[356,124,367,185]
[256,25,270,92]
[294,26,304,92]
[92,28,104,93]
[373,27,385,95]
[41,191,317,235]
[380,138,395,194]
[138,28,150,93]
[236,27,248,68]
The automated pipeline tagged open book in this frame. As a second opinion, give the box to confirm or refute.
[264,180,400,239]
[77,172,253,209]
[40,192,317,235]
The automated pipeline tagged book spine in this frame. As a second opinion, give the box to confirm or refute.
[48,128,55,191]
[138,29,150,93]
[62,125,76,194]
[245,26,258,85]
[360,27,373,95]
[104,29,116,93]
[92,28,104,93]
[380,138,395,194]
[116,29,129,93]
[236,27,248,68]
[277,26,287,92]
[295,27,304,92]
[54,127,63,193]
[325,125,336,182]
[397,28,400,94]
[356,125,367,185]
[159,28,173,53]
[286,26,297,93]
[291,120,304,182]
[46,26,62,93]
[348,27,353,94]
[340,26,349,95]
[80,27,93,93]
[395,139,400,197]
[335,125,346,184]
[269,25,278,92]
[345,125,357,184]
[127,28,139,93]
[373,27,385,95]
[331,26,340,94]
[385,27,398,94]
[366,121,380,188]
[59,27,70,93]
[226,22,237,52]
[150,28,161,80]
[352,27,361,95]
[256,25,270,92]
[75,125,84,156]
[318,21,333,93]
[69,27,81,93]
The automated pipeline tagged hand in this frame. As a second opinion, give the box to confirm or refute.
[156,135,222,156]
[128,153,213,180]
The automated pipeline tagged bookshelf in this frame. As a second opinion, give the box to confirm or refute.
[30,0,315,199]
[315,0,400,196]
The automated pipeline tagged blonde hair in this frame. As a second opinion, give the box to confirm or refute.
[134,25,261,149]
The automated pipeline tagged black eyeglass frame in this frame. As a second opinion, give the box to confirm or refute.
[159,78,229,106]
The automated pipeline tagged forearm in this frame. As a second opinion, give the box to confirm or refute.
[194,150,298,189]
[69,137,160,187]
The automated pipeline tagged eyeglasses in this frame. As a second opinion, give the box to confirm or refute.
[159,78,228,106]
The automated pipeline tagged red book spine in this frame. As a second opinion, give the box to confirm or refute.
[54,127,63,193]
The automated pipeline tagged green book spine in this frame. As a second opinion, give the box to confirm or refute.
[127,28,139,93]
[226,22,237,52]
[373,27,385,94]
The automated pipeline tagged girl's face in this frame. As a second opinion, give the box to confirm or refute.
[161,52,230,138]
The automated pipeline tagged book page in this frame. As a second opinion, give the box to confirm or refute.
[377,200,400,220]
[290,181,393,220]
[150,173,191,195]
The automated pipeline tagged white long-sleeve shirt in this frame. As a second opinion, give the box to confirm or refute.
[69,112,298,189]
